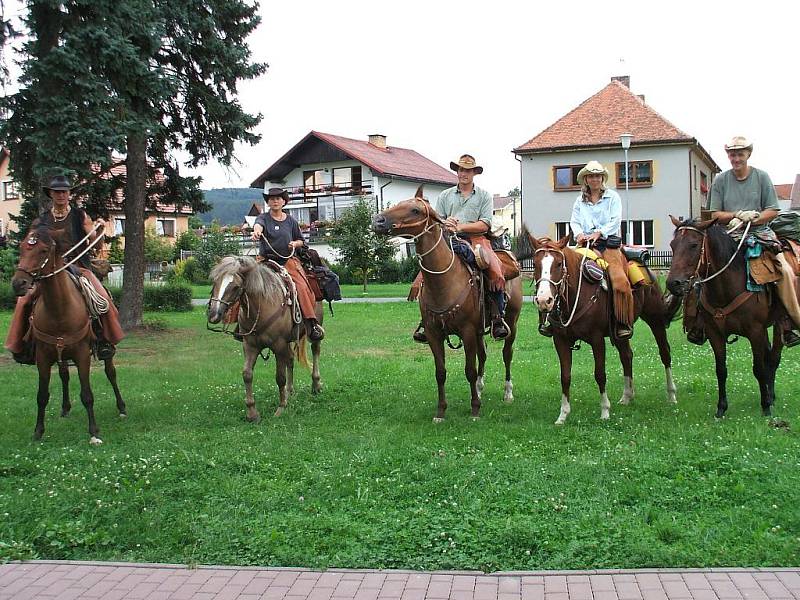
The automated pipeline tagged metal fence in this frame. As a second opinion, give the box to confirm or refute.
[519,250,672,273]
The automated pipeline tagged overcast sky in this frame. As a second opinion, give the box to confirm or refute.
[5,1,799,195]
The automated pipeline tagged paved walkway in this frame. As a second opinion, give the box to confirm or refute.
[1,561,798,600]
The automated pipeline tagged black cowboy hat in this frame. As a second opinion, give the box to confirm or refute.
[263,187,290,202]
[42,174,73,196]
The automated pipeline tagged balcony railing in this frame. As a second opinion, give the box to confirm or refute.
[286,180,373,201]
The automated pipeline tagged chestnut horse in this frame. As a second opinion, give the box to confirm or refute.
[207,256,322,421]
[372,188,523,421]
[517,230,677,424]
[11,226,126,444]
[666,216,785,417]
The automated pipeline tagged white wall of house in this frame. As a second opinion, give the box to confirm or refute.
[519,144,711,251]
[371,175,451,210]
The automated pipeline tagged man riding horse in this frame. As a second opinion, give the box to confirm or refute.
[5,175,124,364]
[411,154,514,342]
[684,136,800,347]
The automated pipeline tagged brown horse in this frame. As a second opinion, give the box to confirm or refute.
[11,226,126,444]
[207,256,322,421]
[666,216,785,418]
[372,188,523,421]
[517,231,677,424]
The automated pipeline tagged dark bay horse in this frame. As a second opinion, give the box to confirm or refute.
[11,227,126,444]
[207,256,322,421]
[372,188,523,422]
[666,216,785,417]
[517,231,676,424]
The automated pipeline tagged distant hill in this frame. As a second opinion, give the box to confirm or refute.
[199,188,263,225]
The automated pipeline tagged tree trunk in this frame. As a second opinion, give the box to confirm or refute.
[119,130,147,330]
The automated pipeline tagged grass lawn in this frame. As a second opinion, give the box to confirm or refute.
[0,303,798,570]
[192,282,413,300]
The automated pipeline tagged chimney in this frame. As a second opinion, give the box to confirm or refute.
[611,75,630,88]
[368,134,387,149]
[637,94,645,103]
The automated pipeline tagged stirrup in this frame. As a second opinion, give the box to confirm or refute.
[473,244,489,270]
[491,318,510,339]
[615,324,633,340]
[412,323,427,344]
[686,328,706,346]
[783,329,800,348]
[12,349,36,365]
[538,319,554,338]
[306,321,325,342]
[96,341,116,360]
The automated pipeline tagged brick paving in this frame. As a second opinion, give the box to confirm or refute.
[0,562,798,600]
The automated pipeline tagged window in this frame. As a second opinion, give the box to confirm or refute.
[3,180,18,200]
[700,171,708,195]
[615,160,653,187]
[303,169,326,194]
[621,220,654,247]
[332,166,362,192]
[553,165,585,191]
[114,217,125,236]
[156,218,175,237]
[555,221,575,244]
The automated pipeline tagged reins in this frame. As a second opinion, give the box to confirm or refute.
[20,224,105,281]
[392,201,457,275]
[677,221,751,286]
[535,245,589,328]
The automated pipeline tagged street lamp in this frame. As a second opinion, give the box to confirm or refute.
[620,133,633,243]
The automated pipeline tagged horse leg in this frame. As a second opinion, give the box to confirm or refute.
[103,358,127,417]
[591,337,611,420]
[615,339,635,406]
[242,342,261,423]
[475,336,486,399]
[708,331,729,418]
[273,342,290,417]
[462,330,481,419]
[429,336,448,423]
[642,313,677,403]
[553,335,573,425]
[767,324,783,406]
[34,359,52,441]
[286,351,295,397]
[311,340,322,395]
[58,361,71,417]
[748,330,773,416]
[75,352,102,445]
[501,322,517,403]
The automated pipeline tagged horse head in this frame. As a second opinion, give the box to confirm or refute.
[525,231,570,312]
[372,185,444,238]
[207,256,247,324]
[12,226,63,296]
[666,214,717,296]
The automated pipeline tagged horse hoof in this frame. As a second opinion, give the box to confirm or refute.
[312,384,322,395]
[503,396,514,404]
[554,420,565,426]
[432,417,444,424]
[33,431,43,441]
[89,436,103,446]
[715,411,726,419]
[273,407,284,417]
[471,416,480,422]
[762,408,772,417]
[119,413,128,419]
[601,412,610,420]
[246,413,261,423]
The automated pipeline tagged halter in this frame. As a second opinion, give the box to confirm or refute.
[533,245,589,328]
[17,224,105,281]
[676,221,750,286]
[391,200,456,275]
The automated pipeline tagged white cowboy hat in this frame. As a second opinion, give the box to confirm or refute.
[724,135,753,152]
[576,161,609,186]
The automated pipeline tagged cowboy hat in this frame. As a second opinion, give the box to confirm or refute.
[263,186,290,202]
[449,154,483,174]
[42,174,73,196]
[724,135,753,152]
[576,161,609,186]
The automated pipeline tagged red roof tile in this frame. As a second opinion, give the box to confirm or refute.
[250,131,457,188]
[775,184,793,201]
[514,81,693,153]
[493,195,515,210]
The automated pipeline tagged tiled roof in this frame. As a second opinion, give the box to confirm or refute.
[250,131,458,188]
[96,162,192,215]
[775,184,793,201]
[791,175,800,211]
[514,81,694,153]
[493,195,515,210]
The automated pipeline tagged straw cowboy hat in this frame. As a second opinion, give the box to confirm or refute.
[724,135,753,152]
[450,154,484,174]
[576,161,609,186]
[263,186,290,202]
[42,174,73,197]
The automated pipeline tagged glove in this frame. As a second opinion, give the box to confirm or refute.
[727,217,743,231]
[735,210,760,223]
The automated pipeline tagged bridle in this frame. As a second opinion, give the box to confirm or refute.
[16,224,105,281]
[675,221,750,287]
[391,200,456,275]
[207,274,262,337]
[534,244,589,328]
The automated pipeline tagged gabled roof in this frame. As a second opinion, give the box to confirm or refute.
[100,162,193,215]
[493,195,515,211]
[514,80,707,158]
[250,131,458,188]
[791,175,800,211]
[775,184,793,201]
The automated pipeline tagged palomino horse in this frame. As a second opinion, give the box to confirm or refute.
[666,216,786,417]
[517,230,677,424]
[11,226,126,444]
[207,256,323,421]
[372,188,523,421]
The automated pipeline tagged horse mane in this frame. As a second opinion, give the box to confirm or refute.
[516,225,583,281]
[210,256,285,299]
[680,218,743,271]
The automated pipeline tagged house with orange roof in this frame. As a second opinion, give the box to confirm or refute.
[249,132,457,229]
[0,148,20,237]
[775,182,794,211]
[513,76,720,252]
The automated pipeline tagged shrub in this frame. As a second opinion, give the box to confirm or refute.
[194,225,239,283]
[107,282,193,312]
[0,247,19,282]
[106,237,124,264]
[329,262,355,285]
[0,280,16,309]
[181,256,208,285]
[173,230,201,261]
[144,226,175,264]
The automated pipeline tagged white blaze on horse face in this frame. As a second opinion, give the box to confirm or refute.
[536,254,556,310]
[210,274,234,319]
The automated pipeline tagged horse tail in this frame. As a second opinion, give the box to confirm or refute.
[294,336,310,369]
[515,224,536,261]
[642,275,682,326]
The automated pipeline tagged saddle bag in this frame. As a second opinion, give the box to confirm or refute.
[314,264,342,314]
[582,259,604,283]
[622,246,650,264]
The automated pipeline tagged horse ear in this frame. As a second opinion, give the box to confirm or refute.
[697,217,718,230]
[556,235,570,249]
[669,214,684,227]
[415,185,424,199]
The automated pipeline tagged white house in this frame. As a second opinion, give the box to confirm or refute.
[249,132,458,260]
[513,76,720,252]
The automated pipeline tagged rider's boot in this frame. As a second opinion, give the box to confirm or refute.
[305,318,325,342]
[538,312,554,337]
[412,321,427,343]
